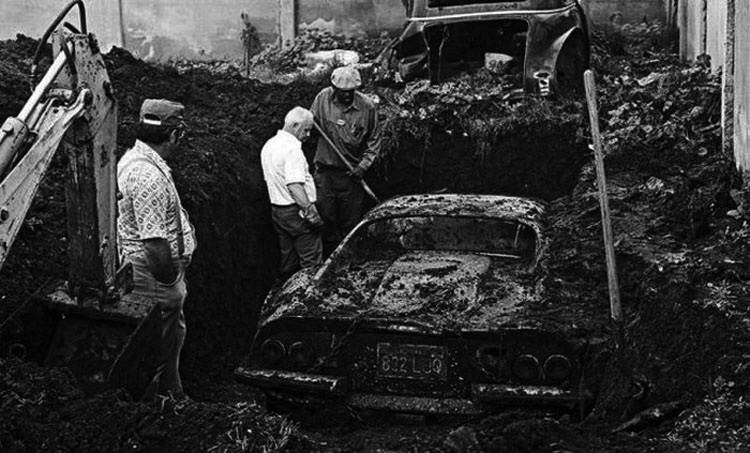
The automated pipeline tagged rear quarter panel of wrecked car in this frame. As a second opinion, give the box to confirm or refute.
[393,1,589,94]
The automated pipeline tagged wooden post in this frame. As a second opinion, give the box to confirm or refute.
[278,0,296,49]
[584,70,624,349]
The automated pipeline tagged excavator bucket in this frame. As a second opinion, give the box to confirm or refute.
[1,282,161,398]
[43,283,162,397]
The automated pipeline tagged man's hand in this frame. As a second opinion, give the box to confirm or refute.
[348,165,365,181]
[300,204,324,230]
[143,238,178,284]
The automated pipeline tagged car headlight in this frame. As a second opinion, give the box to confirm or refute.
[512,354,540,382]
[476,345,502,370]
[544,354,571,384]
[288,341,316,369]
[260,338,285,365]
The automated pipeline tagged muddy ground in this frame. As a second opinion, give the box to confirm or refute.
[1,22,750,452]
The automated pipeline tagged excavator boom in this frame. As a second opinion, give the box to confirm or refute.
[0,0,159,399]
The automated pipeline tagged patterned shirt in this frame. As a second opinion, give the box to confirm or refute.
[310,87,381,171]
[117,140,196,261]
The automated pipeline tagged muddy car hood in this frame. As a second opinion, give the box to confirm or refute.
[260,250,541,332]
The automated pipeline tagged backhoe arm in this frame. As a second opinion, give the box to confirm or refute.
[0,0,119,301]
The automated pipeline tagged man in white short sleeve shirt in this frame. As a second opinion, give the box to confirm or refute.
[261,106,323,282]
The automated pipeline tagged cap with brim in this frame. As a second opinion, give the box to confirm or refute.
[331,66,361,90]
[140,99,185,127]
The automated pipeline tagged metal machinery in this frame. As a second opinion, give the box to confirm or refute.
[0,0,159,398]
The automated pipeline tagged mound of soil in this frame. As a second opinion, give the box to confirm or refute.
[0,357,310,452]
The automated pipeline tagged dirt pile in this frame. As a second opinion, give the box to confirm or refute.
[0,357,310,452]
[371,72,590,202]
[545,22,750,449]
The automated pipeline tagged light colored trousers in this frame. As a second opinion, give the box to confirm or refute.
[127,254,189,399]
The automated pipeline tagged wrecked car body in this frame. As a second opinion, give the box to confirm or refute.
[235,194,594,415]
[381,0,590,95]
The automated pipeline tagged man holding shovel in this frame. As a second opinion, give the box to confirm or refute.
[311,66,382,256]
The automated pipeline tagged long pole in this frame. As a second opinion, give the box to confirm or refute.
[312,120,381,204]
[584,69,624,350]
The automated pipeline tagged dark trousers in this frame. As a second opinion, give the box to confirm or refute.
[272,204,323,280]
[128,255,188,400]
[314,166,364,257]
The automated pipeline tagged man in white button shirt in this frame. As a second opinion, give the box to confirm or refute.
[261,106,323,282]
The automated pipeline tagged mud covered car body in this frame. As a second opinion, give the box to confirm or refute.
[381,0,589,95]
[235,194,593,415]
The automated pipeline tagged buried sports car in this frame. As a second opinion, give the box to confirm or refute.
[235,194,594,415]
[378,0,590,95]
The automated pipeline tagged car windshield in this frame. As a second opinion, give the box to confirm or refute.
[350,215,537,261]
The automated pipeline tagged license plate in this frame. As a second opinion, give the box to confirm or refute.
[377,343,448,380]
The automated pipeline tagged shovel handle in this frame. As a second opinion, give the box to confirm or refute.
[313,120,381,204]
[584,70,624,348]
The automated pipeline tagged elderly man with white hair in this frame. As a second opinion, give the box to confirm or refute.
[311,65,382,257]
[261,106,323,282]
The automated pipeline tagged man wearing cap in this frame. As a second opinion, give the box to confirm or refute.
[261,106,323,282]
[310,65,382,256]
[117,98,197,400]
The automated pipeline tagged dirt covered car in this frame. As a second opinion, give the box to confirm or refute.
[379,0,590,95]
[235,194,594,415]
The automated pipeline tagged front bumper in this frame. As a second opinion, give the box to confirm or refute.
[234,367,588,415]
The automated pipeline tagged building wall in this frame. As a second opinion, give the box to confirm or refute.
[706,0,727,70]
[0,0,122,51]
[2,1,670,62]
[0,0,405,61]
[735,1,750,171]
[722,0,735,157]
[582,0,665,24]
[678,0,749,173]
[121,0,279,61]
[678,0,706,61]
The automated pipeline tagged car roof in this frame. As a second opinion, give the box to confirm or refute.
[408,0,575,18]
[363,194,546,229]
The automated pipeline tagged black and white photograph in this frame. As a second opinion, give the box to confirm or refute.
[0,0,748,451]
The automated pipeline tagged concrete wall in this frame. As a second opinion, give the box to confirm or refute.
[735,1,750,171]
[0,0,405,61]
[678,0,750,173]
[678,0,706,61]
[706,0,727,70]
[722,0,734,157]
[0,0,122,50]
[122,0,277,61]
[2,1,671,62]
[678,0,728,72]
[298,0,406,36]
[582,0,665,24]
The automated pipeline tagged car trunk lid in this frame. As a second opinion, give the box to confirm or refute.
[369,251,490,317]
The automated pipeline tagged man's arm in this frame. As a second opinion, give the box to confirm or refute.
[287,182,312,210]
[287,182,322,226]
[143,238,178,284]
[357,105,382,172]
